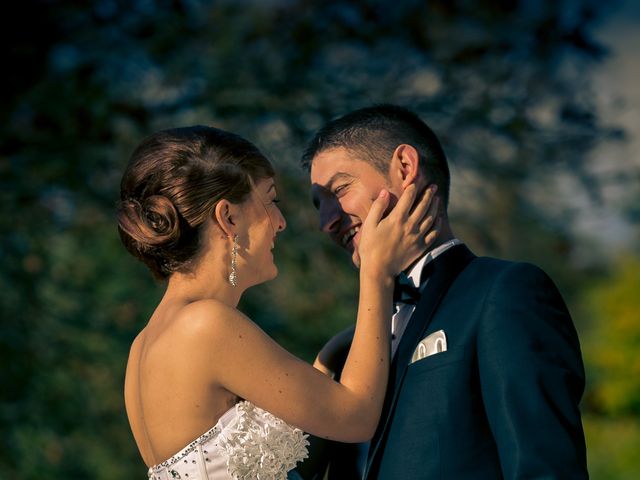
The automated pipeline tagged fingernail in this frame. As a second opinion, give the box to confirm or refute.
[431,184,438,193]
[379,189,387,198]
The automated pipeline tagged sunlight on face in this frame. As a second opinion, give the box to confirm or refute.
[240,178,287,284]
[310,148,392,267]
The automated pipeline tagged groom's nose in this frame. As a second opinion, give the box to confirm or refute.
[319,201,341,234]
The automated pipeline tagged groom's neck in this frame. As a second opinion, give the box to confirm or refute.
[402,223,456,273]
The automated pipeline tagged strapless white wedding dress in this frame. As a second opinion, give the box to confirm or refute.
[147,401,309,480]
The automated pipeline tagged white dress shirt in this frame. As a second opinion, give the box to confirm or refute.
[391,239,463,358]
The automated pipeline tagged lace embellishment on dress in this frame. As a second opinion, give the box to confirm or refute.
[147,401,309,479]
[217,401,309,480]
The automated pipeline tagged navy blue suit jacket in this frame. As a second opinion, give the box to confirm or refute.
[364,245,588,479]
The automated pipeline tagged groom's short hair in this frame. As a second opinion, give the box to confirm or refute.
[301,104,450,208]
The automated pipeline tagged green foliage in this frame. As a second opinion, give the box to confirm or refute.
[1,0,637,477]
[584,256,640,416]
[584,414,640,480]
[580,256,640,477]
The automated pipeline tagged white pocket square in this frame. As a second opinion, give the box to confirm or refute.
[410,330,447,364]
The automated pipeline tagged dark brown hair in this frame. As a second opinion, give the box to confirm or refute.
[301,104,450,208]
[118,125,274,279]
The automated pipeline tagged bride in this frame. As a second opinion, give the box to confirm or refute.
[118,125,439,479]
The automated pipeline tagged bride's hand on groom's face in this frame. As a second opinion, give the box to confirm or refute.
[357,184,440,278]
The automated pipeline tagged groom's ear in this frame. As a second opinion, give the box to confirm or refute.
[390,144,420,189]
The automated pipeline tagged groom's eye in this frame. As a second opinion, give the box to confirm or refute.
[333,183,349,196]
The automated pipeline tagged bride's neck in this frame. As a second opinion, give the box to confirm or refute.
[165,261,245,309]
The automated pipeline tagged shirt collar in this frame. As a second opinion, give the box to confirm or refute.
[406,238,463,288]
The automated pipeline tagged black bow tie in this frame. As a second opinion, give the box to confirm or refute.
[393,273,421,305]
[392,259,435,306]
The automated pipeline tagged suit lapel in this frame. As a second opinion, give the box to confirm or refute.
[365,244,476,478]
[392,245,475,390]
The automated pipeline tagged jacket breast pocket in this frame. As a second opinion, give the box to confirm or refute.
[406,348,468,376]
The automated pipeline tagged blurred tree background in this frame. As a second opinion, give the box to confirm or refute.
[1,0,638,478]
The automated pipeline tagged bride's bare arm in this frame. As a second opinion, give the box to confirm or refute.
[181,185,439,442]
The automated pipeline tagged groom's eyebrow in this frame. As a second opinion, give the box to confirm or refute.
[325,172,354,190]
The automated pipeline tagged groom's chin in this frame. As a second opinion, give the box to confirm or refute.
[351,251,361,269]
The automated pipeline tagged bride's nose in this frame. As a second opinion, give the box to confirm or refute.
[276,209,286,232]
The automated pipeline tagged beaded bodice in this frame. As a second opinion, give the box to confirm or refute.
[147,401,309,480]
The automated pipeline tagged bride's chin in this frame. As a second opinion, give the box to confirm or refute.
[254,266,279,285]
[267,266,279,281]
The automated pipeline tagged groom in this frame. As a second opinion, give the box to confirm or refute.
[301,105,588,479]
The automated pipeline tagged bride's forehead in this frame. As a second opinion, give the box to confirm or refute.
[246,178,276,207]
[252,177,276,192]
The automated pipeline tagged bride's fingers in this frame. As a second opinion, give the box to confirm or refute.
[417,196,440,234]
[408,184,438,224]
[389,184,417,220]
[423,217,442,248]
[400,219,440,270]
[364,189,391,227]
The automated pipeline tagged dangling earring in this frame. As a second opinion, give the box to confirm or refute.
[228,235,238,286]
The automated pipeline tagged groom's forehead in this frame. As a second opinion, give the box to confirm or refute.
[310,149,365,182]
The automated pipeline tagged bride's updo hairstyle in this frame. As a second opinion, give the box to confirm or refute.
[118,126,274,280]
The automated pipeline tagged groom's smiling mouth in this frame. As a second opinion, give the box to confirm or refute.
[340,225,360,248]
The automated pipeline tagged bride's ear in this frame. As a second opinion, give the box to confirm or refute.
[214,199,238,238]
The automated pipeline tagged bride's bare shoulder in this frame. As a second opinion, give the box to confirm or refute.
[172,299,253,340]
